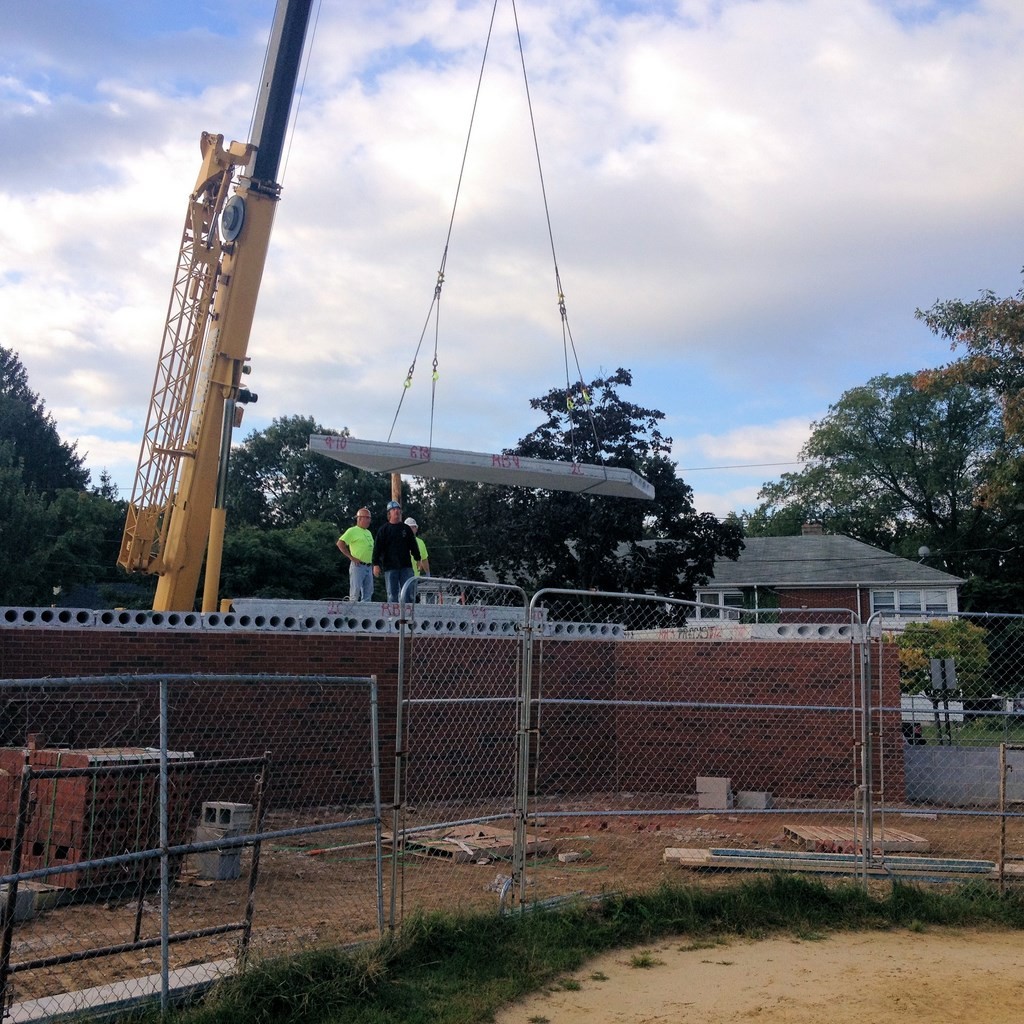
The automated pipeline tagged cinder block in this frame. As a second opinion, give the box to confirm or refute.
[696,776,733,810]
[194,849,242,881]
[0,882,61,921]
[735,790,773,810]
[194,823,234,844]
[201,802,252,835]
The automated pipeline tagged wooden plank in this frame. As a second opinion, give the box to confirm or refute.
[783,823,929,853]
[664,846,1005,881]
[387,825,554,863]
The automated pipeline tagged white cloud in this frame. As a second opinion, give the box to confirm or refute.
[678,418,814,467]
[4,0,1024,511]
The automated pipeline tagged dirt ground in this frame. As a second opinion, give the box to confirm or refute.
[6,805,1024,1008]
[492,927,1024,1024]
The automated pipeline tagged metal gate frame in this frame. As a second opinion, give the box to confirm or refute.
[0,672,383,1017]
[390,577,531,927]
[392,582,880,920]
[521,589,873,896]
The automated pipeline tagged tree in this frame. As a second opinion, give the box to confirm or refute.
[0,346,88,493]
[916,282,1024,438]
[460,368,743,598]
[45,488,132,605]
[410,478,488,580]
[219,521,348,600]
[890,619,990,700]
[226,415,391,529]
[916,282,1024,514]
[0,442,55,604]
[0,350,155,608]
[748,373,1021,578]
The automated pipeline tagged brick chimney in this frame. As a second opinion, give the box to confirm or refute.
[801,522,824,535]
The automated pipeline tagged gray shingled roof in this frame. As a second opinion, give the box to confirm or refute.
[708,534,965,588]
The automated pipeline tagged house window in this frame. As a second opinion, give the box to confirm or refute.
[871,589,951,616]
[695,591,743,620]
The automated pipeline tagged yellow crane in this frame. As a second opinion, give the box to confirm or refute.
[118,0,314,612]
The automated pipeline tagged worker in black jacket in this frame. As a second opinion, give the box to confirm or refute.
[373,499,424,603]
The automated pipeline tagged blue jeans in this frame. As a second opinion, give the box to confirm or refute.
[349,562,374,602]
[383,567,415,604]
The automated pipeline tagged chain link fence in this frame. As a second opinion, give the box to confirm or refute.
[870,611,1024,885]
[5,597,1024,1018]
[0,673,382,1019]
[389,579,530,925]
[388,590,1024,921]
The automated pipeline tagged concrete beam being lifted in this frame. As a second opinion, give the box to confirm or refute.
[308,435,654,500]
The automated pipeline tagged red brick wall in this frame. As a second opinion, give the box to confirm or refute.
[534,638,901,801]
[0,626,904,808]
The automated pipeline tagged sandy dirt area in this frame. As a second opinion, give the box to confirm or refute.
[493,927,1024,1024]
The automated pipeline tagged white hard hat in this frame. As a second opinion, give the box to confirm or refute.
[404,517,418,528]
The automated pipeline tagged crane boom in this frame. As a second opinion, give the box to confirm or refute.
[118,0,314,611]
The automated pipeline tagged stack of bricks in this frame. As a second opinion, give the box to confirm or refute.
[0,743,193,890]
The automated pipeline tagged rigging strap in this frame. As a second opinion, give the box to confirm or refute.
[388,0,604,466]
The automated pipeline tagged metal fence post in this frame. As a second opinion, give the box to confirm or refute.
[857,632,873,888]
[513,616,536,908]
[159,677,169,1015]
[0,755,31,1013]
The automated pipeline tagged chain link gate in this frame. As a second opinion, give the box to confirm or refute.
[389,579,531,928]
[869,611,1024,887]
[518,590,876,902]
[0,672,383,1018]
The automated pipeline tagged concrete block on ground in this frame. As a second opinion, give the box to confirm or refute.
[0,882,61,922]
[194,823,236,844]
[194,849,242,881]
[201,801,252,835]
[735,790,773,810]
[696,776,733,810]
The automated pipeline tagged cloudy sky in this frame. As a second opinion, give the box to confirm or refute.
[3,0,1023,519]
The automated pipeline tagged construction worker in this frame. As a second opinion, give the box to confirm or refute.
[336,507,375,601]
[372,500,422,603]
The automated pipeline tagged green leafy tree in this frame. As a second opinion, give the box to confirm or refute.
[890,619,990,700]
[219,521,350,600]
[0,350,146,607]
[408,478,487,580]
[916,282,1024,440]
[916,282,1024,519]
[45,489,132,604]
[226,415,391,529]
[749,373,1020,578]
[0,442,55,604]
[0,346,88,493]
[460,368,743,598]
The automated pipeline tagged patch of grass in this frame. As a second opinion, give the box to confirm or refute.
[678,938,724,952]
[589,970,608,981]
[127,875,1024,1024]
[556,977,583,991]
[628,950,664,969]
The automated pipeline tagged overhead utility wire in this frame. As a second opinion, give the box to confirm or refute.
[387,0,503,445]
